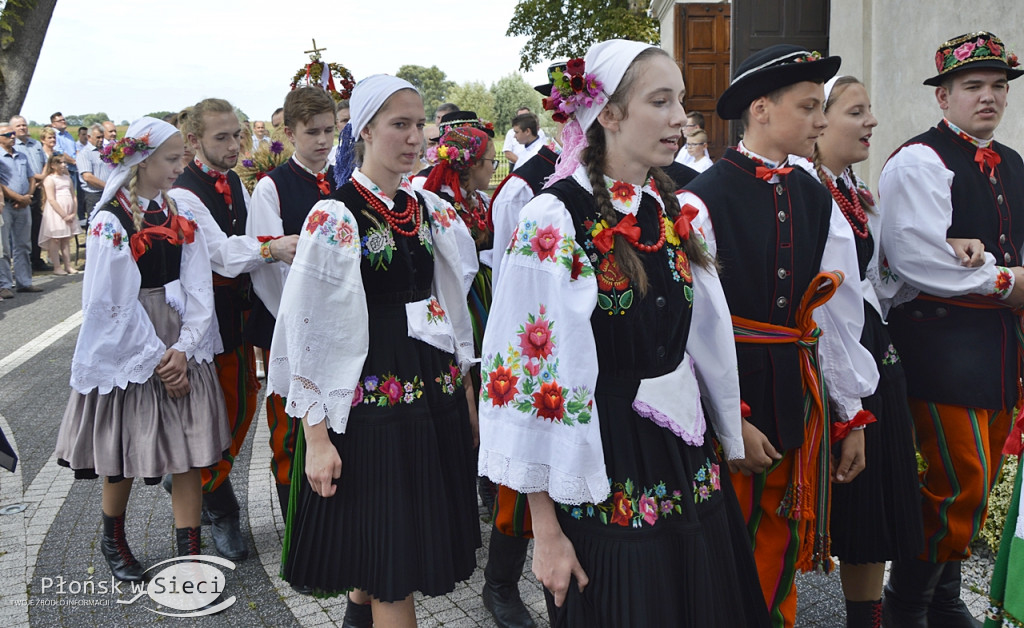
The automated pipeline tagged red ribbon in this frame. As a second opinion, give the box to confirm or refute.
[975,147,1002,176]
[755,165,793,182]
[830,409,877,445]
[128,215,196,262]
[592,213,642,254]
[213,172,233,208]
[674,203,700,241]
[316,172,330,197]
[740,400,751,418]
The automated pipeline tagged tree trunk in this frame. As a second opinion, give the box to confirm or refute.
[0,0,59,117]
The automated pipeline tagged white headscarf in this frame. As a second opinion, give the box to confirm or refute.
[824,75,847,107]
[94,117,180,217]
[547,39,657,185]
[335,74,419,185]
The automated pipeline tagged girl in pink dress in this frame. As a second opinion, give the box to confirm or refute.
[39,154,82,274]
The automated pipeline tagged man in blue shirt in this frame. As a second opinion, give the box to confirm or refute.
[0,123,41,295]
[12,115,51,271]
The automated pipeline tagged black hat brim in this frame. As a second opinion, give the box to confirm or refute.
[923,60,1024,86]
[534,83,552,96]
[716,55,841,120]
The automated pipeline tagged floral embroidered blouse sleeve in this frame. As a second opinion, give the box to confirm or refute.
[70,215,166,394]
[266,198,369,434]
[478,193,608,506]
[878,144,1015,305]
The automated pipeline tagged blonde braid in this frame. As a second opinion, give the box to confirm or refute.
[126,166,144,233]
[161,190,186,239]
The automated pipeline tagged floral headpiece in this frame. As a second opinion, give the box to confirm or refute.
[99,134,152,166]
[542,58,605,124]
[925,31,1023,86]
[438,117,494,138]
[427,127,487,172]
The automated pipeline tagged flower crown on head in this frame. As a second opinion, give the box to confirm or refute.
[427,128,485,172]
[100,134,152,166]
[541,58,605,124]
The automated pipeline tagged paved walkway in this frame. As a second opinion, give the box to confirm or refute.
[0,272,992,626]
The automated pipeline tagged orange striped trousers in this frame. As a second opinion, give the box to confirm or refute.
[909,399,1011,562]
[203,343,260,492]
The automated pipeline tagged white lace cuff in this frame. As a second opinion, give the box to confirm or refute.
[272,357,355,434]
[478,448,610,506]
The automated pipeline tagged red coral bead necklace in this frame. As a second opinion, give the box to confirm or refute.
[353,180,421,237]
[825,176,869,239]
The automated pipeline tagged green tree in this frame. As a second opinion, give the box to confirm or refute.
[507,0,659,71]
[491,73,543,135]
[447,81,496,125]
[396,64,455,120]
[145,111,175,121]
[69,112,111,127]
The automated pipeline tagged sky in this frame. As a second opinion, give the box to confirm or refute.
[18,0,553,124]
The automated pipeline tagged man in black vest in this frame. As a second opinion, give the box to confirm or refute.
[168,98,298,562]
[878,31,1024,627]
[680,45,878,628]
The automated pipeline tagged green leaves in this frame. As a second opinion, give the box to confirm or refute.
[507,0,660,71]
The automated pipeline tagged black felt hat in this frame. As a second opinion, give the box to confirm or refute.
[534,61,568,96]
[924,31,1023,86]
[716,45,841,120]
[438,111,495,138]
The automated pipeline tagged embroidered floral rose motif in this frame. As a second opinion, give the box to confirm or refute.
[936,49,947,72]
[954,41,976,61]
[610,491,633,526]
[91,223,103,237]
[434,361,462,395]
[532,381,565,421]
[597,255,630,292]
[519,317,554,360]
[988,40,1003,57]
[351,386,364,406]
[112,232,122,248]
[486,365,519,406]
[570,253,584,280]
[530,224,561,261]
[306,210,329,234]
[379,376,404,405]
[995,269,1013,295]
[524,360,541,377]
[609,180,635,204]
[674,249,692,283]
[638,493,659,526]
[692,458,722,503]
[334,220,356,246]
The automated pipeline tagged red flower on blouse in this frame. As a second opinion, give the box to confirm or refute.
[532,381,565,421]
[486,366,519,407]
[428,298,446,320]
[570,253,584,280]
[519,318,554,360]
[996,269,1012,294]
[610,491,633,526]
[305,210,329,234]
[530,224,561,261]
[609,180,635,204]
[112,232,122,248]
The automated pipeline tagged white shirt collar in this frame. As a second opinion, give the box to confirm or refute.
[569,165,665,216]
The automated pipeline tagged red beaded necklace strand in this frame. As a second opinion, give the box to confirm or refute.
[824,176,869,239]
[629,211,667,253]
[353,180,421,238]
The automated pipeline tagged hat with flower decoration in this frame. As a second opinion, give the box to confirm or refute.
[438,111,495,138]
[924,31,1022,86]
[716,44,841,120]
[534,61,568,96]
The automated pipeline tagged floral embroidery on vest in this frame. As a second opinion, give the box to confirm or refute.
[881,343,901,366]
[561,477,687,527]
[480,304,594,425]
[359,213,397,271]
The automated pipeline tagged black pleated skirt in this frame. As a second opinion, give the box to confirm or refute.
[830,305,925,564]
[545,377,770,628]
[281,304,480,602]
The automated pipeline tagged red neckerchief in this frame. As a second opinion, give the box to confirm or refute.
[316,172,330,197]
[194,158,232,208]
[755,165,794,181]
[116,190,196,261]
[942,120,1002,175]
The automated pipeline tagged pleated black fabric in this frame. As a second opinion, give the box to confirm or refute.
[830,303,925,563]
[280,186,480,601]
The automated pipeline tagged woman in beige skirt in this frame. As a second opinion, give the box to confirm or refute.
[54,117,230,582]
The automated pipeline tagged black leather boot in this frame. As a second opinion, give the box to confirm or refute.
[203,478,248,560]
[927,561,982,627]
[176,526,202,556]
[845,598,882,628]
[482,527,536,628]
[341,594,373,628]
[882,558,944,628]
[100,512,145,582]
